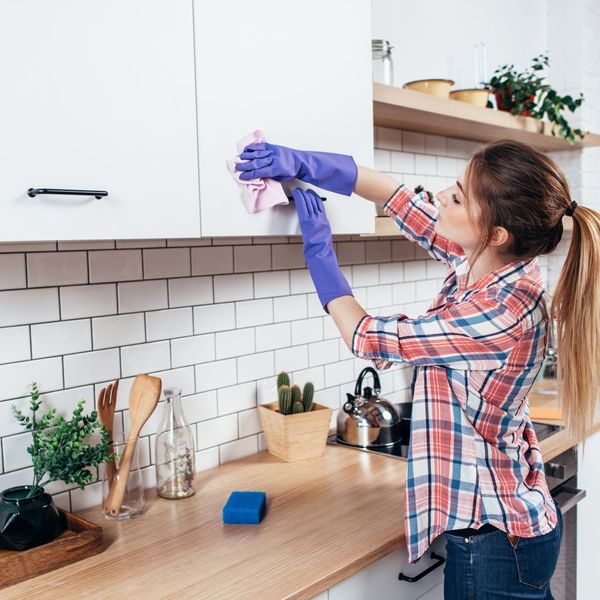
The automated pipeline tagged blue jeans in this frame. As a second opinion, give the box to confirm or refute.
[443,500,563,599]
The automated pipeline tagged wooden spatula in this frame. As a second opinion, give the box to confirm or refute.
[104,374,162,516]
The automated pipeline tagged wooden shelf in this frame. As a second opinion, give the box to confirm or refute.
[368,82,585,236]
[373,82,600,152]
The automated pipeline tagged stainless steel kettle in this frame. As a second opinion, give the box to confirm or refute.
[337,367,410,448]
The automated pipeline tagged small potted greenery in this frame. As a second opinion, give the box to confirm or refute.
[0,383,114,550]
[258,371,332,462]
[485,52,585,144]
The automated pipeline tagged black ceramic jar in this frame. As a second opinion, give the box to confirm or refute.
[0,485,65,550]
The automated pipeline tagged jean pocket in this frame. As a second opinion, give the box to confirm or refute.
[512,526,560,589]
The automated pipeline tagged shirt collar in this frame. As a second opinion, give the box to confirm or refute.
[455,255,541,293]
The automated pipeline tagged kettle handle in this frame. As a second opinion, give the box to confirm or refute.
[354,367,381,397]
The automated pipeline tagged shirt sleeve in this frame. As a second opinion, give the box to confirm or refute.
[384,184,465,268]
[351,292,525,371]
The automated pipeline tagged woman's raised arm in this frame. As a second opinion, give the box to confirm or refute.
[352,165,401,207]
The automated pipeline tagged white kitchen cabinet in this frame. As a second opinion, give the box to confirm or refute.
[0,0,200,241]
[326,536,447,600]
[194,0,375,237]
[577,429,600,599]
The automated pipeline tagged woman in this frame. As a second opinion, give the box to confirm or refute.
[235,139,600,598]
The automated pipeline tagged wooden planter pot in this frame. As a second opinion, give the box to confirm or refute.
[258,401,332,462]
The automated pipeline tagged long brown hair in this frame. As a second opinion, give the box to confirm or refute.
[463,139,600,446]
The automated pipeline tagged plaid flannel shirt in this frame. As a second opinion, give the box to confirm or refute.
[352,184,558,564]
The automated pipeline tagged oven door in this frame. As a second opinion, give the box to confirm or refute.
[550,476,586,600]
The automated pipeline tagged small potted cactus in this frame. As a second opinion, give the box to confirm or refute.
[258,371,332,462]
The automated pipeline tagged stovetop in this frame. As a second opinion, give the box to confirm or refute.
[327,420,562,461]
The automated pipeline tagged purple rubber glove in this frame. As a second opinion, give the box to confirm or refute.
[292,187,353,311]
[234,142,358,196]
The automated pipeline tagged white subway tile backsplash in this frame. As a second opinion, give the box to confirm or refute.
[0,254,26,290]
[143,248,190,279]
[31,319,92,358]
[238,408,261,438]
[254,270,290,297]
[255,322,291,352]
[169,276,213,308]
[308,339,339,367]
[214,273,253,303]
[0,288,59,326]
[118,280,168,313]
[121,341,170,378]
[289,269,313,294]
[291,317,323,345]
[89,250,142,283]
[235,298,273,328]
[195,358,237,392]
[150,366,195,397]
[172,334,215,368]
[0,357,63,401]
[366,285,393,309]
[325,359,355,387]
[274,344,309,375]
[92,313,145,349]
[61,284,117,319]
[272,244,305,270]
[193,303,236,334]
[379,262,404,284]
[64,349,119,388]
[27,252,88,288]
[273,294,307,322]
[182,391,218,423]
[237,351,274,383]
[217,381,256,415]
[234,245,271,273]
[146,308,193,341]
[2,432,32,471]
[219,435,258,464]
[352,264,379,287]
[215,327,255,359]
[197,414,238,450]
[191,246,233,276]
[0,326,30,364]
[404,260,427,281]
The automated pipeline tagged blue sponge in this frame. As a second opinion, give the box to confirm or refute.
[222,491,267,524]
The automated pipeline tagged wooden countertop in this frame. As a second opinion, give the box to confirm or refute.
[4,394,599,600]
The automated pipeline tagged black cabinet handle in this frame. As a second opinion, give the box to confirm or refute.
[398,551,445,582]
[28,188,108,200]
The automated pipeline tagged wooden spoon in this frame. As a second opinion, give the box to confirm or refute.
[104,374,162,516]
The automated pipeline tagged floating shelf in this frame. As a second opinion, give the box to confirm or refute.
[373,82,600,152]
[368,82,586,236]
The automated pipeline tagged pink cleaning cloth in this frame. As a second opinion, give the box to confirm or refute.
[227,129,289,214]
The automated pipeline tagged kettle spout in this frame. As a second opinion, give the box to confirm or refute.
[343,393,356,414]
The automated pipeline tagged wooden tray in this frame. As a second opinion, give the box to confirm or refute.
[0,509,104,590]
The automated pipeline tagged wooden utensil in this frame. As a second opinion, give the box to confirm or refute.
[97,380,119,488]
[104,374,162,516]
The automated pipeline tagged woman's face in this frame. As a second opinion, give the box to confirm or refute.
[433,166,482,252]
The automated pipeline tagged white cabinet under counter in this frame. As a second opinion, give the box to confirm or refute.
[0,0,200,241]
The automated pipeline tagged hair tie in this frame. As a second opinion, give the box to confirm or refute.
[564,201,578,217]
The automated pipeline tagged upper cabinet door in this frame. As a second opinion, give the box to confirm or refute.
[0,1,200,241]
[194,0,375,237]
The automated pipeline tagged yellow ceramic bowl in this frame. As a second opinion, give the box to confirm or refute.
[403,78,455,98]
[449,88,490,107]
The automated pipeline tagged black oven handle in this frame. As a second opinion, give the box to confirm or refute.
[552,485,586,514]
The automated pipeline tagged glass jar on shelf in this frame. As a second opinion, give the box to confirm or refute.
[372,39,394,86]
[155,387,195,499]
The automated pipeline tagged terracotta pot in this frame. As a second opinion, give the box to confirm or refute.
[493,87,536,115]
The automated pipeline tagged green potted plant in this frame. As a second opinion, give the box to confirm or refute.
[258,372,332,462]
[485,52,585,143]
[0,383,114,550]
